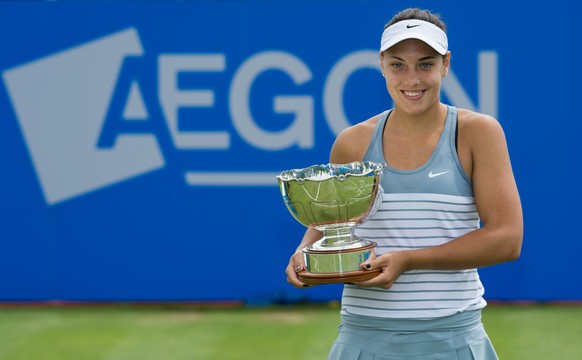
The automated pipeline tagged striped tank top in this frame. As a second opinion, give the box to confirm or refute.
[344,105,487,319]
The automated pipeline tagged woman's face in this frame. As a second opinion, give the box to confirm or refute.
[380,39,450,116]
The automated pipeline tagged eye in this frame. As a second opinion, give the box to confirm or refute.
[419,62,434,71]
[390,62,404,70]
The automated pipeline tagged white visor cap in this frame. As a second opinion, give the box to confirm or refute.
[380,19,448,55]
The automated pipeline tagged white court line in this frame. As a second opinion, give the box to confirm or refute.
[184,172,280,186]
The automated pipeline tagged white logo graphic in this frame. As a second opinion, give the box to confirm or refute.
[2,27,498,205]
[428,170,450,178]
[3,29,165,205]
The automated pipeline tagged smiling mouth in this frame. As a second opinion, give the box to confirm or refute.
[402,90,425,98]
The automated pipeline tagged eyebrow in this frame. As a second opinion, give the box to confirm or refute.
[388,55,437,62]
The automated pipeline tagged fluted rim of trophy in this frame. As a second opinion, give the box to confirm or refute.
[277,161,385,183]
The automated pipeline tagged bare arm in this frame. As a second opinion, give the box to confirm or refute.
[358,114,523,288]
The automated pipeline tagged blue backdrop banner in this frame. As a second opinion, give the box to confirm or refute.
[0,0,580,302]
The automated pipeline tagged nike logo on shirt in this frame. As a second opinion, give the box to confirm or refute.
[428,170,450,178]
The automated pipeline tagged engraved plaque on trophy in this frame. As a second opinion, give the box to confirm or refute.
[277,161,385,284]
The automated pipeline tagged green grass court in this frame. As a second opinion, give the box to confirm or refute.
[0,303,580,359]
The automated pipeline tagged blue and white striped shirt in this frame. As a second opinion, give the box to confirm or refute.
[344,106,487,319]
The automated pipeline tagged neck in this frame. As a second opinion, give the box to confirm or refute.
[390,103,447,134]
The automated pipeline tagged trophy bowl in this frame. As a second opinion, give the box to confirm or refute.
[277,161,385,284]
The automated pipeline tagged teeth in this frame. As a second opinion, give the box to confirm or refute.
[404,91,422,97]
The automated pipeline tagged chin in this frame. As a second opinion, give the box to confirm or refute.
[397,97,439,115]
[399,103,430,115]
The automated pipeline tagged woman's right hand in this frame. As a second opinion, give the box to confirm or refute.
[286,228,323,288]
[285,249,310,288]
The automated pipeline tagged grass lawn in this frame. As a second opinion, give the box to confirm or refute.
[0,303,580,359]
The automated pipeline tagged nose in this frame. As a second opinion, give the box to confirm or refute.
[404,69,421,87]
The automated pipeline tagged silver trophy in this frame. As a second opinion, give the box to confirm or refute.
[277,161,385,284]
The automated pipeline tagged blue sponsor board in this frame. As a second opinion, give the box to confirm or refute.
[0,0,580,302]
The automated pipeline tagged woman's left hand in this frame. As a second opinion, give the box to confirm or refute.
[354,251,410,289]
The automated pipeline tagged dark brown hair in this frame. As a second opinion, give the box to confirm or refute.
[385,8,447,33]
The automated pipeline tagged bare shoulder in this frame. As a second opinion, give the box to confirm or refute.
[329,114,380,163]
[458,108,502,129]
[457,108,506,149]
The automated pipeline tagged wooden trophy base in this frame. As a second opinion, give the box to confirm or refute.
[298,267,382,285]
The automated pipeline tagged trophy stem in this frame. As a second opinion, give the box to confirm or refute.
[320,227,355,247]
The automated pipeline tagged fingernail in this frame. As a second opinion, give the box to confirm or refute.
[365,264,371,269]
[296,265,302,272]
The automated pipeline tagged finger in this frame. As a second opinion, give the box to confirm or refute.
[360,258,377,271]
[354,268,381,286]
[359,251,380,270]
[291,254,307,274]
[286,263,310,288]
[354,272,394,289]
[294,252,305,264]
[287,274,311,288]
